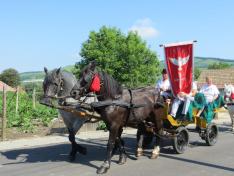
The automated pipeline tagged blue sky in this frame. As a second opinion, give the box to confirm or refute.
[0,0,234,73]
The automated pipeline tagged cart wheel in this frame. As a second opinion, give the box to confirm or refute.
[173,126,189,154]
[205,123,218,146]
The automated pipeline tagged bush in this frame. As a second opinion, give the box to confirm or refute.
[96,121,107,131]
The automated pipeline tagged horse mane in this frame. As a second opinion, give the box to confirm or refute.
[99,71,123,100]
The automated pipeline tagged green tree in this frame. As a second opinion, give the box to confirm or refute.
[194,67,201,80]
[208,62,231,69]
[0,68,20,87]
[74,26,160,88]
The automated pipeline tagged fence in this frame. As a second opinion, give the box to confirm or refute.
[1,85,7,141]
[0,86,42,141]
[0,85,102,141]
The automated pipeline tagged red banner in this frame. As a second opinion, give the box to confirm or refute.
[164,42,193,96]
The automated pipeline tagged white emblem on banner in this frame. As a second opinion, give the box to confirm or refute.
[169,55,190,71]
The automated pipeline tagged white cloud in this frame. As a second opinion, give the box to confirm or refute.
[129,18,159,39]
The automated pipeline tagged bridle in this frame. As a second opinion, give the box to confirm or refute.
[81,70,96,91]
[44,76,72,100]
[79,69,103,96]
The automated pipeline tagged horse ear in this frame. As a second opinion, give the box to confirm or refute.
[44,67,48,74]
[89,61,97,71]
[56,67,61,75]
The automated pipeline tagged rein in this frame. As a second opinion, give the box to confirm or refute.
[125,89,136,126]
[44,95,73,99]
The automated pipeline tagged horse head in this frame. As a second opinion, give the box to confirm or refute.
[71,61,123,101]
[70,61,97,100]
[224,84,234,101]
[41,67,77,105]
[42,67,63,98]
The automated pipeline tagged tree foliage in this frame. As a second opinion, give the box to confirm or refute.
[74,26,160,88]
[0,68,20,87]
[208,62,232,69]
[194,67,201,80]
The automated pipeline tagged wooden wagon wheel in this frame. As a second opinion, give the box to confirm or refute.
[173,126,189,154]
[205,123,218,146]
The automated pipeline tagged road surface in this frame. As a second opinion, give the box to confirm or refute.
[0,125,234,176]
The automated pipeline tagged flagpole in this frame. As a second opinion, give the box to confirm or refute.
[159,40,197,47]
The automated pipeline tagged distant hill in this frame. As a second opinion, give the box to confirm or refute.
[20,57,234,82]
[194,57,234,68]
[20,71,45,82]
[20,65,75,82]
[160,56,234,68]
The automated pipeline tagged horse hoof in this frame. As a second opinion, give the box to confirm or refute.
[150,153,159,159]
[118,154,127,165]
[136,151,143,158]
[136,148,143,158]
[79,147,87,155]
[96,166,109,174]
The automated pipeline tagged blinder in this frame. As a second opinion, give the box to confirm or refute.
[79,70,101,96]
[44,77,64,99]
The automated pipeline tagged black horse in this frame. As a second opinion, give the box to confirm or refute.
[71,61,165,174]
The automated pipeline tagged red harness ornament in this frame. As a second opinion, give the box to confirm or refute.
[231,92,234,100]
[90,74,101,93]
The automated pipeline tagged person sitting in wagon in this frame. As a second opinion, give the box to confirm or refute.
[200,77,219,103]
[155,68,172,100]
[170,81,197,120]
[197,76,219,114]
[194,76,224,123]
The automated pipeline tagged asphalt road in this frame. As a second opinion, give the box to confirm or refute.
[0,125,234,176]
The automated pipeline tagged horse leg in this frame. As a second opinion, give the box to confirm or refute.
[68,128,87,162]
[136,123,145,157]
[150,130,161,159]
[228,107,234,131]
[97,126,118,174]
[232,114,234,131]
[110,128,127,164]
[116,128,127,165]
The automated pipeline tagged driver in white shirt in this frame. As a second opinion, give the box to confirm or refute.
[155,68,171,99]
[200,76,219,103]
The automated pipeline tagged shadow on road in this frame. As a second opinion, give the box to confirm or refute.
[0,140,106,169]
[0,135,177,168]
[1,131,233,172]
[160,153,234,173]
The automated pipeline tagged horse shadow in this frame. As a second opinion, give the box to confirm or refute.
[0,134,181,169]
[218,125,234,134]
[0,138,108,170]
[2,131,226,170]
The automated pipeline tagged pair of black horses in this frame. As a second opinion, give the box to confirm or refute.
[42,61,165,174]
